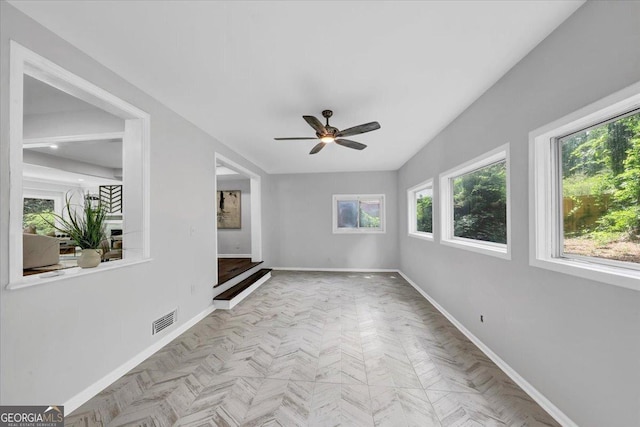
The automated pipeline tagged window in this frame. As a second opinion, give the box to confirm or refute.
[23,197,56,235]
[408,179,433,240]
[440,145,510,259]
[8,41,150,288]
[333,194,385,233]
[531,83,640,291]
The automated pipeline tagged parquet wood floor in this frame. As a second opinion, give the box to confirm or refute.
[66,271,560,427]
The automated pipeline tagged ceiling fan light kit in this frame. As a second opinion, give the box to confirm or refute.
[275,109,380,155]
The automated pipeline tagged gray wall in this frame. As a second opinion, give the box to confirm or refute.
[397,2,640,426]
[0,2,268,406]
[267,171,398,269]
[217,178,251,255]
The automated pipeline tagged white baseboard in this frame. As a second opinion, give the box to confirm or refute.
[63,304,217,414]
[398,271,577,427]
[214,272,271,310]
[272,267,398,273]
[218,253,252,258]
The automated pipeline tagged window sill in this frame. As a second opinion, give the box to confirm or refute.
[6,258,153,291]
[531,256,640,292]
[441,237,510,260]
[409,232,434,242]
[333,229,386,234]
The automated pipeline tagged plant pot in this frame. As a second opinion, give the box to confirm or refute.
[78,249,101,268]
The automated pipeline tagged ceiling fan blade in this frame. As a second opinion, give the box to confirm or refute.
[303,115,327,135]
[335,139,367,150]
[309,142,326,155]
[335,121,380,138]
[274,137,318,140]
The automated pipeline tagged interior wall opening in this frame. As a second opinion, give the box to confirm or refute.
[7,41,150,288]
[214,154,262,287]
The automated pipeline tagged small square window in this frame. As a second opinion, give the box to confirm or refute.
[333,194,385,233]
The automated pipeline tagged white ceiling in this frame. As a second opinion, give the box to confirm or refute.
[10,1,584,174]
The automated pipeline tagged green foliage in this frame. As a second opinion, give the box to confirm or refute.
[453,161,507,243]
[23,212,57,235]
[42,193,107,249]
[562,173,613,197]
[562,112,640,242]
[23,197,56,234]
[416,196,433,233]
[23,197,54,215]
[359,210,381,228]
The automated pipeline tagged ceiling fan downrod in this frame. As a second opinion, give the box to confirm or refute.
[322,109,333,127]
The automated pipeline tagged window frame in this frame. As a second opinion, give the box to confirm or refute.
[332,194,386,234]
[530,82,640,291]
[407,179,434,241]
[6,41,151,290]
[439,144,511,259]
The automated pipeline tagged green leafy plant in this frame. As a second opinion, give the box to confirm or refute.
[416,196,433,233]
[43,193,107,249]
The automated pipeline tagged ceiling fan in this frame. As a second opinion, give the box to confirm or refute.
[275,110,381,155]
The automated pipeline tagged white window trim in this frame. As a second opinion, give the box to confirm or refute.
[332,194,386,234]
[407,179,434,241]
[6,41,151,290]
[439,144,511,260]
[529,81,640,292]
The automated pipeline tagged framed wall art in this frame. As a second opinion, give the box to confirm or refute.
[217,190,241,229]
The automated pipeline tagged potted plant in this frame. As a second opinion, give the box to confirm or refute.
[44,192,108,268]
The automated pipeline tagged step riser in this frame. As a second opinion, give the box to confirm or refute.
[215,265,263,295]
[214,272,271,310]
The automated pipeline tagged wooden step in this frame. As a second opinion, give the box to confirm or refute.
[214,269,272,309]
[216,258,264,287]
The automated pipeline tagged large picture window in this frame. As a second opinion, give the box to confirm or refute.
[560,110,640,265]
[440,145,510,258]
[530,83,640,290]
[408,179,433,240]
[333,194,385,233]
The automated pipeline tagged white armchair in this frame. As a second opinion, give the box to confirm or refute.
[23,233,60,269]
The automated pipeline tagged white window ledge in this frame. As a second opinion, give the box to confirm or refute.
[409,232,434,242]
[334,229,386,234]
[441,237,510,260]
[532,257,640,292]
[6,258,153,291]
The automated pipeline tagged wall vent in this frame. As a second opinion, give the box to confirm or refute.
[152,309,177,335]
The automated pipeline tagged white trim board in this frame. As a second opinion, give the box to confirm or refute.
[397,271,577,427]
[218,254,252,258]
[63,305,216,414]
[273,267,398,273]
[23,131,124,147]
[214,271,271,310]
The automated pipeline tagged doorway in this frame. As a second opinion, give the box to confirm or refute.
[214,154,262,286]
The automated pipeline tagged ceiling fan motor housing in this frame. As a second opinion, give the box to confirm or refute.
[318,126,338,138]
